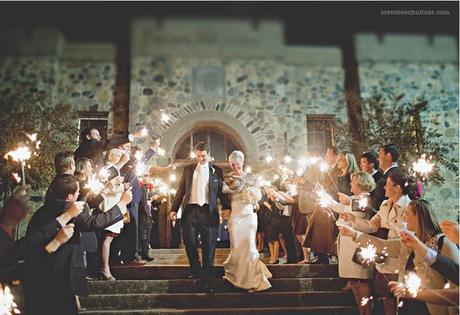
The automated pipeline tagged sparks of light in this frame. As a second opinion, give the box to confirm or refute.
[159,183,169,195]
[307,156,321,165]
[359,244,377,264]
[85,175,105,194]
[190,151,196,159]
[265,155,273,164]
[412,154,434,178]
[35,140,41,150]
[156,147,166,157]
[12,173,21,184]
[160,112,170,122]
[319,162,329,173]
[5,146,31,162]
[317,189,334,208]
[170,188,177,195]
[0,284,21,315]
[287,184,298,196]
[360,297,370,306]
[98,167,109,182]
[297,158,308,168]
[358,196,368,209]
[444,283,450,289]
[169,173,177,182]
[404,272,422,297]
[283,156,292,164]
[153,178,163,186]
[296,168,306,176]
[140,127,149,137]
[135,161,147,177]
[398,301,404,308]
[245,166,252,173]
[25,132,38,142]
[134,150,143,161]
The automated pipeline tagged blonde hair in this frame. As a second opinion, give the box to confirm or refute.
[351,171,376,192]
[339,151,359,176]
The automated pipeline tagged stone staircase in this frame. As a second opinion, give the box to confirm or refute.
[80,249,358,315]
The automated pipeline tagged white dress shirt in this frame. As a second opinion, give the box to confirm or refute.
[189,162,209,206]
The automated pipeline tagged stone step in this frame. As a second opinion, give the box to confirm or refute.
[111,264,338,280]
[88,278,347,294]
[80,291,356,309]
[80,306,359,315]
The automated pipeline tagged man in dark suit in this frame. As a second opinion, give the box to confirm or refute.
[74,127,142,170]
[169,142,230,291]
[25,175,132,315]
[372,144,400,210]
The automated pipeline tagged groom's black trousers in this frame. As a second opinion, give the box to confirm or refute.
[181,204,219,279]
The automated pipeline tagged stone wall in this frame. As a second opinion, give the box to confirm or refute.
[130,19,347,167]
[356,33,459,220]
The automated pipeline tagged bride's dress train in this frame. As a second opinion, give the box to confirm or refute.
[223,192,272,292]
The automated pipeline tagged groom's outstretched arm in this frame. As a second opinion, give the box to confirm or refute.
[171,167,187,213]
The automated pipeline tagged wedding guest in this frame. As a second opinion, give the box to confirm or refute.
[372,144,400,210]
[262,187,283,264]
[74,127,143,170]
[328,171,376,315]
[44,151,76,204]
[341,199,459,315]
[25,175,131,315]
[341,170,416,315]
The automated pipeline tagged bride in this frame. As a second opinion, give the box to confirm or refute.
[222,150,272,292]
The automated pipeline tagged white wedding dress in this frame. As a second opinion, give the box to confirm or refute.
[223,191,272,292]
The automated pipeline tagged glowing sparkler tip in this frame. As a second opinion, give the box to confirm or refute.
[265,155,273,164]
[156,147,166,157]
[140,127,149,137]
[160,112,170,122]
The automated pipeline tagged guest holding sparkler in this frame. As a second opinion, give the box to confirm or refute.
[327,171,375,315]
[25,175,131,315]
[74,127,144,170]
[341,199,458,315]
[341,170,415,315]
[373,145,400,210]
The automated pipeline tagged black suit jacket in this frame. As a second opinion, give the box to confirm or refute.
[74,135,130,169]
[170,163,230,218]
[26,199,124,297]
[372,166,399,210]
[432,253,459,285]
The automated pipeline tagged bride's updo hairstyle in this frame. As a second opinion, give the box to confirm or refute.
[228,150,245,166]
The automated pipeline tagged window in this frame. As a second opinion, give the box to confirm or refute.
[174,128,242,163]
[77,111,109,142]
[306,115,335,155]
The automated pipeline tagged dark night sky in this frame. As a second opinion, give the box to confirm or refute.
[0,1,458,45]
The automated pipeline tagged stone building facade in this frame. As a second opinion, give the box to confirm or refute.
[0,19,458,219]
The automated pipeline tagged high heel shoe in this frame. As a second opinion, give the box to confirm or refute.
[100,270,116,281]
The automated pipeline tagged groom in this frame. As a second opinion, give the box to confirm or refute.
[169,142,230,292]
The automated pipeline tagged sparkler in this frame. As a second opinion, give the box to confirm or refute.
[140,127,149,137]
[85,175,105,194]
[0,284,21,315]
[319,161,329,173]
[404,272,422,297]
[5,146,31,185]
[245,166,252,173]
[265,155,273,164]
[134,150,143,161]
[169,173,177,182]
[283,156,292,164]
[98,167,109,182]
[412,154,435,180]
[358,195,368,209]
[360,296,373,306]
[135,161,147,177]
[358,244,378,265]
[12,173,21,184]
[190,151,196,159]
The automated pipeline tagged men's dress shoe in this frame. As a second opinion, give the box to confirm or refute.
[123,260,146,266]
[203,282,215,294]
[142,256,154,262]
